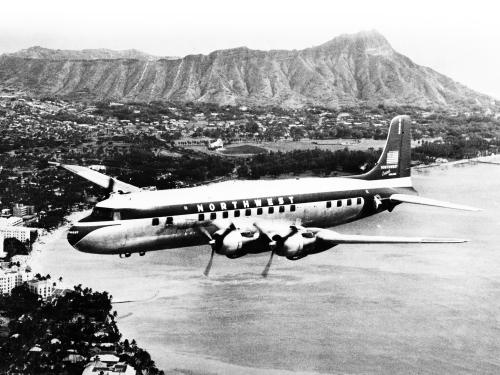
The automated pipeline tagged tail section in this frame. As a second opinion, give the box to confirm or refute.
[354,115,411,180]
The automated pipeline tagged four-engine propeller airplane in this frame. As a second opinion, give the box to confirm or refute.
[53,115,479,276]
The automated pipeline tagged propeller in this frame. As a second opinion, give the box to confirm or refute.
[255,221,299,277]
[197,223,235,277]
[203,247,216,277]
[197,227,216,277]
[261,240,276,278]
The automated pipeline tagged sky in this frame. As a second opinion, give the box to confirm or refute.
[0,0,499,98]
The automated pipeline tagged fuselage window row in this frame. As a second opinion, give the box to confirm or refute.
[195,204,301,221]
[97,197,366,225]
[326,198,363,208]
[164,198,366,224]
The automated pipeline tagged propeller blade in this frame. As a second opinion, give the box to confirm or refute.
[261,248,275,278]
[198,226,213,241]
[203,247,216,277]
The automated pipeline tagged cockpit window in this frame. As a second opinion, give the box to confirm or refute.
[80,207,115,222]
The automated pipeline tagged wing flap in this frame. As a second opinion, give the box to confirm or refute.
[50,162,141,193]
[390,193,480,211]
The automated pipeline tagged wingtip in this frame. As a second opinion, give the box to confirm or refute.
[422,238,469,243]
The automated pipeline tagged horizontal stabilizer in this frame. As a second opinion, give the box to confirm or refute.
[316,230,467,244]
[49,162,141,193]
[390,194,480,212]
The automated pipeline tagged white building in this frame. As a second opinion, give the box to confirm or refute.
[83,355,135,375]
[27,279,55,299]
[0,225,34,243]
[0,232,5,259]
[0,266,31,295]
[0,217,23,227]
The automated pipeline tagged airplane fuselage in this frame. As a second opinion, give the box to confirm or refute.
[68,175,413,256]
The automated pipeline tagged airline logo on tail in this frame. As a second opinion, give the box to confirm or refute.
[386,151,399,165]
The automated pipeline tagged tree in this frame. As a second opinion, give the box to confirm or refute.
[5,284,41,317]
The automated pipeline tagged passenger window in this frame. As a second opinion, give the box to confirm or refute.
[234,210,240,217]
[245,209,251,216]
[268,207,274,214]
[279,206,285,213]
[326,201,331,208]
[198,213,205,221]
[113,211,121,221]
[257,208,263,215]
[347,199,352,206]
[337,200,342,207]
[223,211,229,219]
[166,216,173,225]
[210,212,217,220]
[290,205,296,212]
[152,217,159,226]
[357,197,362,205]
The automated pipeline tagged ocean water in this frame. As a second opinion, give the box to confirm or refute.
[31,162,500,374]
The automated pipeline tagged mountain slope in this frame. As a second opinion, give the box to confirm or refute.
[5,46,164,60]
[0,31,496,109]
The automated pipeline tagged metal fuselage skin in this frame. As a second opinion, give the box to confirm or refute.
[67,175,414,255]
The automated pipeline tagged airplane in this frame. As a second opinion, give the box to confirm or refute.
[53,115,479,276]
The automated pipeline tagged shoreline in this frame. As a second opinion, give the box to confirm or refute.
[414,153,500,170]
[29,210,89,274]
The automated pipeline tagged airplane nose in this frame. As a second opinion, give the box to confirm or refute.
[67,226,86,247]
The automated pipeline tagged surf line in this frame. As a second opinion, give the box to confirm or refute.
[113,290,160,304]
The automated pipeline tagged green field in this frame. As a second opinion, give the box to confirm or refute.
[183,138,387,157]
[259,138,387,152]
[220,144,268,155]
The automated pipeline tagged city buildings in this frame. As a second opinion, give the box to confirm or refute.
[0,225,35,243]
[27,278,55,299]
[0,265,32,295]
[0,232,4,258]
[12,203,35,217]
[0,216,23,226]
[82,355,136,375]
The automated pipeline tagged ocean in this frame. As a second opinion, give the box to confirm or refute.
[31,162,500,374]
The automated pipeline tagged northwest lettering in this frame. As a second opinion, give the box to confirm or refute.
[196,196,295,212]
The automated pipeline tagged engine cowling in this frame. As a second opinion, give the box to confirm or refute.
[279,231,317,259]
[213,229,259,257]
[219,230,243,255]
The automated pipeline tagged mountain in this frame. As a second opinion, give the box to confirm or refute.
[0,31,496,109]
[4,46,176,61]
[5,46,163,60]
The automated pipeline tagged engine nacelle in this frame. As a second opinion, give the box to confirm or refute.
[219,230,243,255]
[280,231,317,259]
[213,229,259,257]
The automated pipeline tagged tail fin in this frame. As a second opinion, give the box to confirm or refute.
[354,115,411,180]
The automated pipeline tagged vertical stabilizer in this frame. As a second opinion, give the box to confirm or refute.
[353,115,411,180]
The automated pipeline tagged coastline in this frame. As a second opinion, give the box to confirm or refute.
[29,210,89,275]
[414,153,500,170]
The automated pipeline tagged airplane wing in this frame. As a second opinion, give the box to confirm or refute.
[49,162,141,193]
[314,228,467,244]
[390,194,480,211]
[254,220,468,245]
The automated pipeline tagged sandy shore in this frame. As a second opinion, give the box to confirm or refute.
[29,210,89,276]
[414,153,500,169]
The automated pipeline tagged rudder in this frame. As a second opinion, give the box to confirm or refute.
[354,115,411,180]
